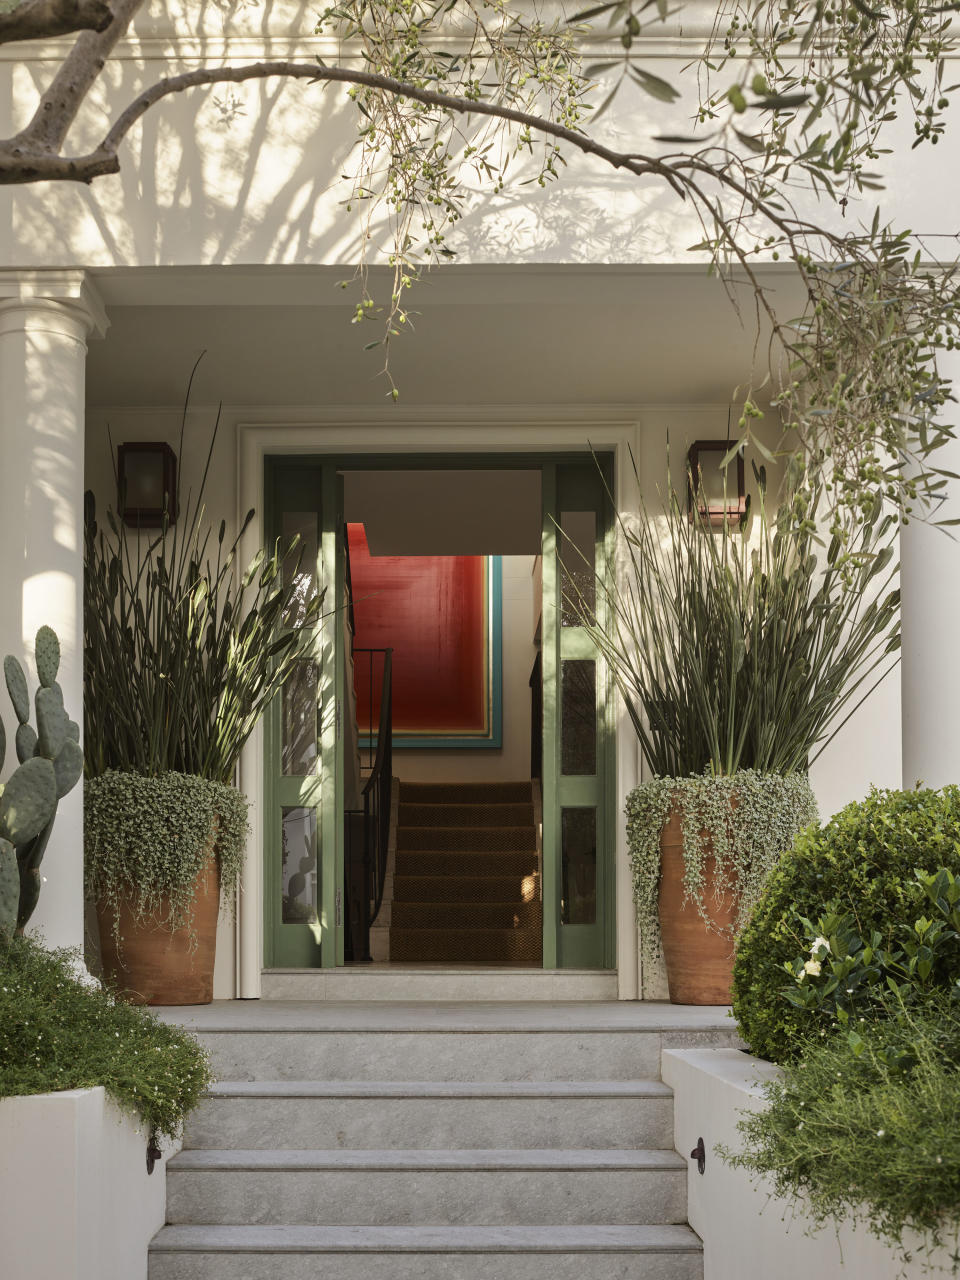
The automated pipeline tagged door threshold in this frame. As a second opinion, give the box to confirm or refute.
[260,967,619,1002]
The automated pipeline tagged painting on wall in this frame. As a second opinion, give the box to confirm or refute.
[347,524,502,749]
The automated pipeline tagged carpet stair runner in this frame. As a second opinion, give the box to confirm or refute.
[389,780,541,963]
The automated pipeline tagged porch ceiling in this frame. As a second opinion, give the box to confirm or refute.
[85,264,805,409]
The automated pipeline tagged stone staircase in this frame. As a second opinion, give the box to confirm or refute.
[390,780,541,963]
[148,1002,740,1278]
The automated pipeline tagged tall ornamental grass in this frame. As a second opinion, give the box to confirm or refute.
[571,462,901,777]
[84,364,324,783]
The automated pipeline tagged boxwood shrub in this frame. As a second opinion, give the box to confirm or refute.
[732,785,960,1063]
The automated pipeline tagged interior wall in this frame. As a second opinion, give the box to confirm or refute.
[389,553,538,785]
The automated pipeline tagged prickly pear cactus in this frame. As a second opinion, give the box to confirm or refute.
[34,626,60,688]
[0,629,83,936]
[4,656,29,726]
[0,839,17,938]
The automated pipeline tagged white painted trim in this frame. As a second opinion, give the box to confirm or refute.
[237,411,643,999]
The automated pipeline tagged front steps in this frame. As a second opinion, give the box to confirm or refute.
[260,966,619,1000]
[151,1002,740,1279]
[390,780,542,963]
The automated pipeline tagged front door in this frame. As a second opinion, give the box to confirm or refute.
[263,453,614,971]
[541,460,614,969]
[263,460,345,968]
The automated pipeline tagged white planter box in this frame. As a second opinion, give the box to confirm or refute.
[662,1048,959,1280]
[0,1086,178,1280]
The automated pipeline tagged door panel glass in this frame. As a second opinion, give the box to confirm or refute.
[559,511,596,625]
[561,807,597,925]
[281,806,319,924]
[561,659,596,776]
[282,511,319,625]
[282,662,319,776]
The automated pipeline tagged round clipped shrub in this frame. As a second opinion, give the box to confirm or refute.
[733,785,960,1063]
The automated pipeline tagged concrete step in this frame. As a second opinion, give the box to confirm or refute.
[398,802,536,827]
[165,1148,688,1226]
[155,1002,741,1082]
[182,1080,675,1151]
[150,1224,703,1280]
[258,968,618,1001]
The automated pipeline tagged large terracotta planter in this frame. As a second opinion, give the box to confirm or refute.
[658,805,739,1004]
[96,854,220,1006]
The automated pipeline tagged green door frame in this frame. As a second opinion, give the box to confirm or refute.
[263,451,616,971]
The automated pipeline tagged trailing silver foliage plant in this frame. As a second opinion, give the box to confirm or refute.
[625,771,818,962]
[84,770,249,946]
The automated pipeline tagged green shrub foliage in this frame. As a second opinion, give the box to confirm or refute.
[85,770,248,945]
[733,786,960,1062]
[724,998,960,1262]
[0,938,212,1140]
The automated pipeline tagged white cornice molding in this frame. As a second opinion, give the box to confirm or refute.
[0,270,109,339]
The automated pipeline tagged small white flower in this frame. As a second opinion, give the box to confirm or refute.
[810,936,830,955]
[804,959,822,977]
[877,1129,885,1138]
[937,1156,943,1164]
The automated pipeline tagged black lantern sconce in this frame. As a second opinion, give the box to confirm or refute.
[687,439,746,527]
[118,442,178,527]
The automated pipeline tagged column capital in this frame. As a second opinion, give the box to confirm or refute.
[0,269,108,340]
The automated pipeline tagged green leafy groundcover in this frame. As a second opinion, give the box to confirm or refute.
[0,938,212,1140]
[724,999,960,1263]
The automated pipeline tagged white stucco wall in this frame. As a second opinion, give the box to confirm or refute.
[662,1048,960,1280]
[0,1086,175,1280]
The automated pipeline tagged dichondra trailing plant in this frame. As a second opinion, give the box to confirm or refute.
[626,770,818,960]
[84,770,249,946]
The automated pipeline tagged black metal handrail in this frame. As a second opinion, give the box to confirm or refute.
[345,646,393,961]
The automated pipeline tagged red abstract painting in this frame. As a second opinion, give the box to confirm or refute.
[347,524,495,744]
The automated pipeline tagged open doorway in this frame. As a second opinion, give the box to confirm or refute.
[343,469,543,966]
[262,454,614,974]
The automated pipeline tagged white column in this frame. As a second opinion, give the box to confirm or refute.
[900,349,960,791]
[0,271,108,952]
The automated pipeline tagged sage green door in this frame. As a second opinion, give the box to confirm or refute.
[541,459,615,969]
[263,461,344,968]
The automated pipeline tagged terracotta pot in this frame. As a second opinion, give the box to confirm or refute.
[96,854,220,1006]
[657,805,739,1005]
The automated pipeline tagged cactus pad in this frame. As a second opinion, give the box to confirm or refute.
[0,757,57,846]
[0,838,17,938]
[0,715,5,775]
[4,656,29,725]
[15,723,38,764]
[53,740,83,800]
[36,686,69,760]
[66,720,80,743]
[34,626,61,688]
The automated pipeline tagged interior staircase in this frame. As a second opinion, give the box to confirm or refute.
[149,1002,735,1278]
[389,780,541,963]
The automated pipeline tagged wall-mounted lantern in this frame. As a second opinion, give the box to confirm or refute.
[687,439,746,526]
[118,442,178,527]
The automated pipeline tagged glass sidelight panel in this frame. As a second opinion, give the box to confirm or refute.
[282,511,319,625]
[281,806,319,924]
[559,511,596,625]
[282,661,319,776]
[560,807,597,925]
[561,659,596,775]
